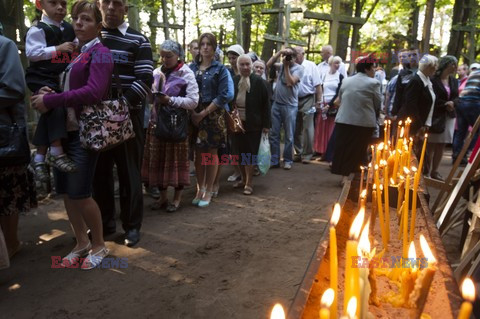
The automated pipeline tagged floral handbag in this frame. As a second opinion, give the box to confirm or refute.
[79,65,135,151]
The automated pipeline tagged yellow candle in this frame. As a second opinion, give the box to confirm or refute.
[365,164,372,195]
[405,117,411,140]
[395,120,403,147]
[400,242,418,305]
[382,160,390,243]
[457,278,475,319]
[408,234,437,313]
[375,165,387,250]
[392,150,400,183]
[396,176,404,218]
[376,143,384,168]
[330,204,341,319]
[410,166,418,242]
[270,303,285,319]
[320,288,335,319]
[403,168,411,258]
[358,166,365,207]
[417,134,428,176]
[346,297,358,319]
[358,221,371,319]
[344,208,364,314]
[384,123,388,146]
[370,185,377,239]
[407,138,413,166]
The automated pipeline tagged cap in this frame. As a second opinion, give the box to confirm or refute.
[227,44,245,57]
[470,63,480,71]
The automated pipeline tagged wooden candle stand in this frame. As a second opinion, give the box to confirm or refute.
[287,179,462,319]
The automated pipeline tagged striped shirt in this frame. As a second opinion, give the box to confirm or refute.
[100,22,153,108]
[461,70,480,102]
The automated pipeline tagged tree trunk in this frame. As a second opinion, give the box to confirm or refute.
[260,0,281,61]
[407,0,420,49]
[242,8,252,52]
[148,12,158,54]
[420,0,436,53]
[194,0,201,38]
[447,0,466,57]
[335,0,354,60]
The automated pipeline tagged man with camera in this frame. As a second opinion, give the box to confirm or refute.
[266,47,305,170]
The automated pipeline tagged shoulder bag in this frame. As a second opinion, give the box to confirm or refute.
[0,107,31,167]
[79,64,135,151]
[226,103,245,134]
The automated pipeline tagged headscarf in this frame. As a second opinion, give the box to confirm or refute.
[237,54,252,93]
[435,55,458,77]
[160,39,184,61]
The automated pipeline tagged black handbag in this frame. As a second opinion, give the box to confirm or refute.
[0,107,31,167]
[429,114,445,134]
[154,105,189,142]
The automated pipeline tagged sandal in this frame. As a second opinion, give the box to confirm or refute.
[33,161,49,183]
[61,242,92,268]
[81,247,109,270]
[150,200,169,211]
[47,153,77,173]
[192,188,206,205]
[233,181,245,188]
[243,186,253,195]
[166,202,180,213]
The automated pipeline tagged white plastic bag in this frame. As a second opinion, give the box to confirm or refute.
[257,132,271,176]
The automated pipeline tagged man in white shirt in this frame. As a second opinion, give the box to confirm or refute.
[317,45,347,80]
[294,46,323,163]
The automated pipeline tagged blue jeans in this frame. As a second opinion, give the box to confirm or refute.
[269,101,298,164]
[452,99,480,158]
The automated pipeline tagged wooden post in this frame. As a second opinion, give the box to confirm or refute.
[127,4,140,31]
[212,0,266,48]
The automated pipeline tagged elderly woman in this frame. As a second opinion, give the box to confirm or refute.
[31,1,113,269]
[0,35,36,262]
[189,33,234,207]
[142,40,199,212]
[332,55,382,184]
[314,55,344,158]
[231,54,271,195]
[428,56,458,180]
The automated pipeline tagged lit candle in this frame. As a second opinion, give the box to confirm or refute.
[376,143,384,168]
[382,160,390,243]
[319,288,335,319]
[365,163,372,196]
[407,138,413,166]
[403,168,411,258]
[408,234,437,316]
[358,221,372,319]
[400,241,418,306]
[396,175,405,219]
[417,134,428,177]
[358,166,365,208]
[270,303,285,319]
[371,145,375,168]
[384,123,388,147]
[344,208,364,315]
[330,204,341,319]
[375,165,387,250]
[410,166,418,242]
[405,117,411,140]
[346,297,358,319]
[457,278,475,319]
[360,189,367,210]
[395,120,403,147]
[370,184,377,239]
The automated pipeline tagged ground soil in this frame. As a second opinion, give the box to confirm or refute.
[0,148,462,319]
[0,160,342,319]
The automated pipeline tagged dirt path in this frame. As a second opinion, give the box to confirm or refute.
[1,161,342,318]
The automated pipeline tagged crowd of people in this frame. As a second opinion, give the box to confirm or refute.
[1,0,480,270]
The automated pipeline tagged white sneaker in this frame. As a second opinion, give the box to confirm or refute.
[227,174,241,182]
[284,162,292,170]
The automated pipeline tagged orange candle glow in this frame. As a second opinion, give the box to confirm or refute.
[330,204,341,319]
[270,303,285,319]
[344,208,364,314]
[319,288,335,319]
[457,278,476,319]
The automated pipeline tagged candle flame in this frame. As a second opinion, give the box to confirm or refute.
[349,207,365,240]
[331,203,341,227]
[361,189,367,198]
[419,234,436,264]
[410,137,413,142]
[347,297,357,318]
[375,164,379,170]
[390,178,395,185]
[368,163,371,168]
[360,166,365,171]
[399,120,403,126]
[320,288,335,308]
[378,142,384,151]
[358,220,371,256]
[380,159,387,166]
[425,133,428,138]
[403,167,410,175]
[400,127,405,138]
[461,278,476,302]
[270,303,285,319]
[411,166,417,173]
[373,183,376,190]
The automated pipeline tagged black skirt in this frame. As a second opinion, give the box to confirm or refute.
[331,123,374,176]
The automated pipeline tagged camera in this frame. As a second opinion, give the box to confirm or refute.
[284,54,292,61]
